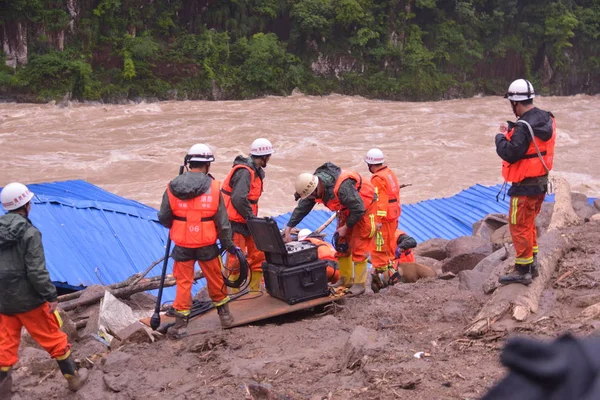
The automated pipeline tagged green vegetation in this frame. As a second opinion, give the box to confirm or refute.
[0,0,598,102]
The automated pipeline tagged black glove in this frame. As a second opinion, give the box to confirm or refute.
[495,133,505,145]
[227,246,240,254]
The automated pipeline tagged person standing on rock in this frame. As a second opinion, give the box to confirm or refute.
[495,79,556,286]
[158,144,237,337]
[284,163,377,295]
[221,138,274,293]
[0,183,88,397]
[364,148,402,292]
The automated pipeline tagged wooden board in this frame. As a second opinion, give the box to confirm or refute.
[140,290,350,334]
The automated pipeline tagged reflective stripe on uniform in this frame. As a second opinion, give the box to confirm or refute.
[376,211,387,217]
[213,296,231,307]
[369,214,376,238]
[515,256,534,265]
[55,350,71,361]
[53,310,63,328]
[511,197,519,225]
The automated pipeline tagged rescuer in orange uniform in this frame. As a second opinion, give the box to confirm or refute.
[158,144,237,337]
[364,148,402,292]
[0,183,88,397]
[221,138,274,293]
[495,79,556,286]
[283,163,377,295]
[297,228,340,284]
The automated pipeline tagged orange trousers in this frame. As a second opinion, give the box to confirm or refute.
[173,257,227,314]
[509,194,545,265]
[0,302,70,368]
[337,202,377,262]
[370,220,398,270]
[230,232,266,272]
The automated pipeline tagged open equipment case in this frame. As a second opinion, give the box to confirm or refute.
[247,217,330,305]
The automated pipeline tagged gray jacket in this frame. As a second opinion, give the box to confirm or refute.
[0,213,57,315]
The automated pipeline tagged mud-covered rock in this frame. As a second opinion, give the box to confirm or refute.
[415,256,443,275]
[414,238,449,260]
[339,326,387,370]
[101,351,131,374]
[474,248,509,275]
[571,193,598,220]
[116,322,153,344]
[103,374,128,392]
[16,348,56,375]
[441,253,488,274]
[594,199,600,211]
[491,225,512,250]
[446,236,493,259]
[458,270,488,293]
[472,213,508,241]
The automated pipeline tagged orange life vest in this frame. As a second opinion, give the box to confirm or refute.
[501,117,556,183]
[371,166,401,222]
[167,179,220,248]
[394,229,415,263]
[316,171,375,218]
[221,164,263,223]
[304,237,337,261]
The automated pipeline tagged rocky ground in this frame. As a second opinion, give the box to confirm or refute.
[7,201,600,400]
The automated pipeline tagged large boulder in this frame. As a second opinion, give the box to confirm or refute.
[491,225,512,250]
[571,192,597,220]
[458,270,488,293]
[445,236,493,259]
[473,248,509,275]
[414,238,449,260]
[415,256,443,276]
[472,214,508,241]
[441,253,488,274]
[594,199,600,211]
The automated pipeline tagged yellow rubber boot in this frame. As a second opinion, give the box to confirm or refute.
[248,270,263,292]
[228,272,240,294]
[333,256,353,288]
[349,260,367,295]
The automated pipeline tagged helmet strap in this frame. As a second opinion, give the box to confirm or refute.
[510,101,518,117]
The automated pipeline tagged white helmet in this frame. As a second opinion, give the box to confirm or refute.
[295,173,319,200]
[505,79,535,102]
[250,138,274,156]
[187,143,215,162]
[1,182,34,211]
[298,228,312,241]
[365,148,385,165]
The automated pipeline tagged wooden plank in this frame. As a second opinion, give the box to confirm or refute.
[140,291,349,332]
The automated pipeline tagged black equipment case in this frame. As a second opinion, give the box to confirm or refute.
[262,260,329,305]
[246,217,318,266]
[246,217,329,304]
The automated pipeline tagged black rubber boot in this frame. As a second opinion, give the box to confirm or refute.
[370,273,383,294]
[499,264,533,286]
[167,313,189,339]
[57,356,88,392]
[0,368,12,399]
[217,303,234,328]
[531,254,539,278]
